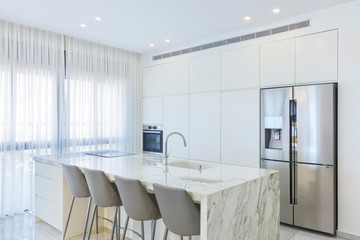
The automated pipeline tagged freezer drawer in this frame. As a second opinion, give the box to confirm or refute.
[261,159,293,225]
[294,163,336,234]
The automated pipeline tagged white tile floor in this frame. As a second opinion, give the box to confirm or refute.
[0,213,349,240]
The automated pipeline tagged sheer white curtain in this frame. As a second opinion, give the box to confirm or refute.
[0,20,64,217]
[61,37,140,153]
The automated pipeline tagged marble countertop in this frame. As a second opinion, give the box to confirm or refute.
[34,152,277,202]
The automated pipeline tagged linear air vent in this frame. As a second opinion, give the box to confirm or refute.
[152,20,310,61]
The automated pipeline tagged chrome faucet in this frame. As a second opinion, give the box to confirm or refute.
[163,132,187,165]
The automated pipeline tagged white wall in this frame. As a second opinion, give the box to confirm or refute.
[141,1,360,237]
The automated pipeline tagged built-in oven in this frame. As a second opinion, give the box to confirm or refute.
[143,125,163,154]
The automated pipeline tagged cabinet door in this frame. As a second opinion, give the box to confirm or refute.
[189,54,220,93]
[143,97,163,124]
[163,95,189,159]
[260,39,295,87]
[163,61,189,95]
[189,92,220,162]
[221,46,259,90]
[296,30,338,84]
[143,65,163,97]
[221,90,259,167]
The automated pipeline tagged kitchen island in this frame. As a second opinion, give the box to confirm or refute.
[34,153,280,240]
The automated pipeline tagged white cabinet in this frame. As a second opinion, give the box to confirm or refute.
[296,30,338,84]
[163,95,189,159]
[260,39,295,87]
[189,54,220,93]
[143,97,163,124]
[163,61,189,95]
[221,90,259,167]
[143,66,163,97]
[35,161,89,238]
[221,46,260,90]
[189,92,220,162]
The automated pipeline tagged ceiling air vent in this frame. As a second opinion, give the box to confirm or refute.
[152,20,310,61]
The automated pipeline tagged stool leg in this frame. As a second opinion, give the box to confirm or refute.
[180,236,183,240]
[151,220,157,240]
[141,221,145,240]
[96,206,99,234]
[82,197,92,240]
[163,228,168,240]
[121,216,129,240]
[63,196,75,240]
[87,205,97,240]
[111,207,118,240]
[117,207,121,240]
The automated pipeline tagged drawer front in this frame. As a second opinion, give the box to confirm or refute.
[35,196,62,231]
[35,162,62,181]
[35,175,62,205]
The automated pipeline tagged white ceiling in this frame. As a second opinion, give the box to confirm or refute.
[0,0,354,54]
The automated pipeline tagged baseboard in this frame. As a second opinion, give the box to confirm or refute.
[337,230,360,240]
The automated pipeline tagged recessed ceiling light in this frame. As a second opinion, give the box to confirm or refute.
[244,16,251,21]
[149,43,155,47]
[164,39,170,43]
[94,17,102,21]
[273,8,281,14]
[80,24,86,28]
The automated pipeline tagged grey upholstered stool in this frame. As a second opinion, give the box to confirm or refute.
[84,168,123,240]
[153,184,200,240]
[115,176,161,240]
[62,164,97,240]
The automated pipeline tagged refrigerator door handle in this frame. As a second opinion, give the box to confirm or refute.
[294,163,298,205]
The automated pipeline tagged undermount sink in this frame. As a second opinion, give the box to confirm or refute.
[167,160,212,170]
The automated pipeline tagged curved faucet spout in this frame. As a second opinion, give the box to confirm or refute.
[164,132,187,163]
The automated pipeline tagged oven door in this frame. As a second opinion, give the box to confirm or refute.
[143,130,163,153]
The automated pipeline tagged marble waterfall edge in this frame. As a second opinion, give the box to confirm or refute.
[203,172,280,240]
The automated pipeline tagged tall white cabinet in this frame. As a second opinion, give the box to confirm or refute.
[189,92,221,162]
[221,90,259,167]
[221,46,260,90]
[163,95,189,159]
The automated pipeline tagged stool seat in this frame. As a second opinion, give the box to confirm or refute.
[115,176,161,240]
[62,164,95,240]
[84,168,122,240]
[153,183,200,240]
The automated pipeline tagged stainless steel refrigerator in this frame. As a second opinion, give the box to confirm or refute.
[260,83,337,234]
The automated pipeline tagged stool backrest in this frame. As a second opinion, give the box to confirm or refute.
[153,183,200,236]
[115,176,161,221]
[84,168,122,207]
[62,164,90,198]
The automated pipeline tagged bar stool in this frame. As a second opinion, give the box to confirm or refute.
[153,184,200,240]
[84,168,123,240]
[62,164,97,240]
[115,176,161,240]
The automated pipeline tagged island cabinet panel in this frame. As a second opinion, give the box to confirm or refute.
[221,45,260,90]
[35,161,96,238]
[142,97,163,125]
[143,65,163,97]
[189,92,221,162]
[189,53,220,93]
[163,95,189,159]
[162,61,189,95]
[296,30,338,84]
[260,38,295,87]
[221,89,259,167]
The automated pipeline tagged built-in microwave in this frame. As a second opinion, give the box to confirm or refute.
[143,125,163,154]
